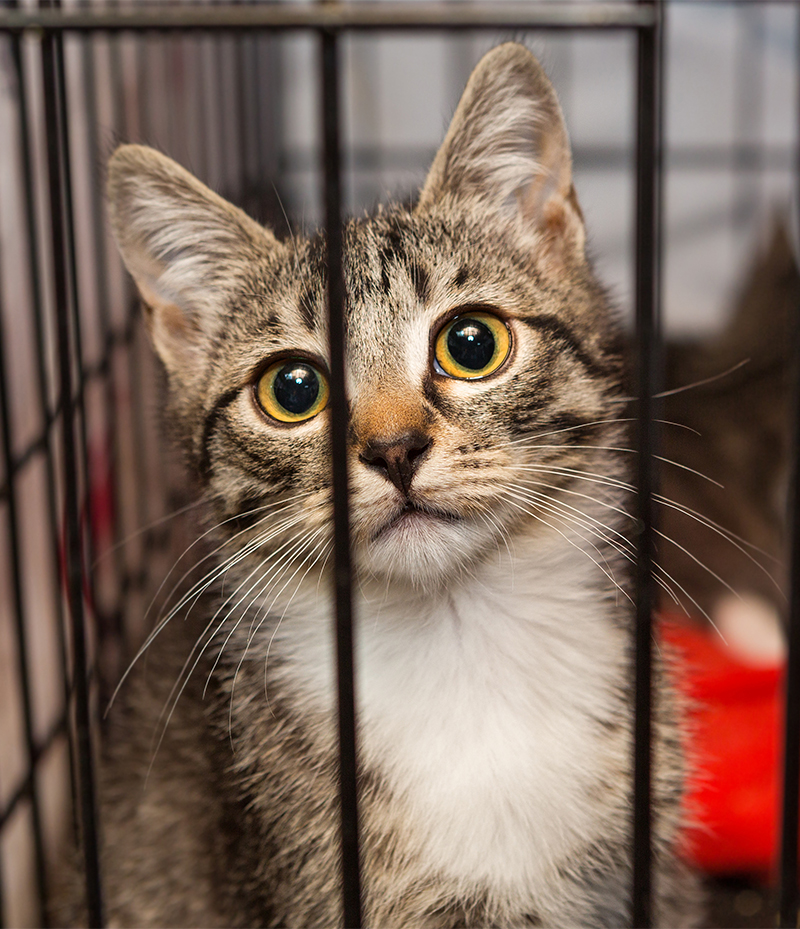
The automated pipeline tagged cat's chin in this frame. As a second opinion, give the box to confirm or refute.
[370,502,462,542]
[357,505,489,588]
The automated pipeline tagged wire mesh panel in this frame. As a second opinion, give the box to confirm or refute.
[0,9,286,924]
[0,3,797,928]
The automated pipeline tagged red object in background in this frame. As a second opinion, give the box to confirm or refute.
[58,438,115,611]
[660,616,784,878]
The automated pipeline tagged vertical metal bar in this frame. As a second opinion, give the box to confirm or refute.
[320,28,362,929]
[244,34,263,217]
[185,35,207,184]
[234,29,258,210]
[0,773,5,928]
[108,13,128,141]
[632,4,661,928]
[3,12,64,923]
[40,25,104,928]
[214,34,229,193]
[0,262,49,927]
[7,0,79,848]
[136,26,151,144]
[733,4,763,231]
[199,32,220,188]
[49,12,95,552]
[778,13,800,925]
[780,330,800,928]
[235,34,248,205]
[249,34,266,219]
[50,5,99,609]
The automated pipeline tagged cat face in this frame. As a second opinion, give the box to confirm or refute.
[107,44,626,592]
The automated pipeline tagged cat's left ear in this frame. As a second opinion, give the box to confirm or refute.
[107,144,286,381]
[416,43,585,275]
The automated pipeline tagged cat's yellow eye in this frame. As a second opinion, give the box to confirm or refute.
[434,311,511,380]
[256,359,329,424]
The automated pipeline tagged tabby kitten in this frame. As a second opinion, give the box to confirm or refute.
[98,44,700,927]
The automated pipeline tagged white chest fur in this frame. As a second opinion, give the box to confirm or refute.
[267,537,630,903]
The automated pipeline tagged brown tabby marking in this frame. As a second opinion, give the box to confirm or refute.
[54,44,704,927]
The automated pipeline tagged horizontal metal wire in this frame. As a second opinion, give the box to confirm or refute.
[277,142,799,173]
[0,713,68,831]
[0,316,140,504]
[0,1,655,33]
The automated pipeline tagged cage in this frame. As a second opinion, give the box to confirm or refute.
[0,1,797,927]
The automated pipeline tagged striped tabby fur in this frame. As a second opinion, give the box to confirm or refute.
[94,44,701,927]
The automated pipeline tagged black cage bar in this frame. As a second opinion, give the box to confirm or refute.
[0,3,797,929]
[780,19,800,926]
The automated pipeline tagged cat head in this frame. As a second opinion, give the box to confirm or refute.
[107,43,625,593]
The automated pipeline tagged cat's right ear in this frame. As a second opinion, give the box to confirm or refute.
[416,44,585,276]
[107,144,285,378]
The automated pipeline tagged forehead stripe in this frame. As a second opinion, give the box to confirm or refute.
[298,287,317,331]
[412,262,430,303]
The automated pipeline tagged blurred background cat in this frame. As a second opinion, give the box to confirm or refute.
[662,219,798,660]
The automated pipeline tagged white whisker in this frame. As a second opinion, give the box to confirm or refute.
[108,493,318,712]
[92,496,206,568]
[499,489,632,605]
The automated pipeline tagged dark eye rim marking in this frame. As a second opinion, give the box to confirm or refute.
[521,314,616,380]
[199,351,328,480]
[199,386,241,480]
[221,421,294,482]
[431,305,513,381]
[253,352,330,425]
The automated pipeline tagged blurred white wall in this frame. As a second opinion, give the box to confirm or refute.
[278,4,797,334]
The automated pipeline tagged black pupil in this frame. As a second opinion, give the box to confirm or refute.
[274,363,319,414]
[447,318,495,370]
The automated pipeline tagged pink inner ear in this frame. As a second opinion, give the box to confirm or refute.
[143,290,206,374]
[542,198,568,239]
[518,179,586,278]
[159,301,195,343]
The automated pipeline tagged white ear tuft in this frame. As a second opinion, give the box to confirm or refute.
[107,144,284,376]
[417,44,585,272]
